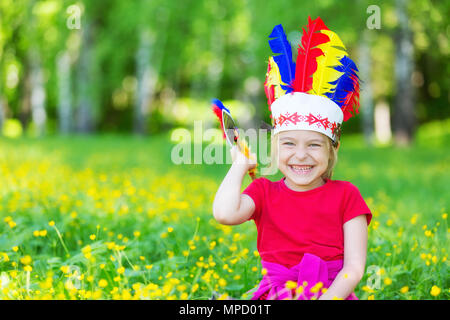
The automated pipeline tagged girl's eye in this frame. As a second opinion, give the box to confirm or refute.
[283,142,294,146]
[309,144,321,147]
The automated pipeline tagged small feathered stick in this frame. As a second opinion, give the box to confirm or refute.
[211,98,230,139]
[210,99,257,180]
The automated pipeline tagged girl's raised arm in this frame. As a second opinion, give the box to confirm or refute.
[213,146,257,225]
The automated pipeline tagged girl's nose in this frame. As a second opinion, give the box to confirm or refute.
[294,147,309,160]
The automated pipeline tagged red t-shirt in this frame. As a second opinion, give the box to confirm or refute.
[243,177,372,268]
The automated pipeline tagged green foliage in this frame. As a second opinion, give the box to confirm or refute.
[0,0,448,133]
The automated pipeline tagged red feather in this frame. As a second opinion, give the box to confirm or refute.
[341,74,360,121]
[292,16,330,92]
[211,104,226,139]
[264,60,275,108]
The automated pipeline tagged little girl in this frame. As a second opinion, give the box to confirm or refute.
[212,17,372,300]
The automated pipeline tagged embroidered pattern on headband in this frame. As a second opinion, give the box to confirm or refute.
[274,112,338,133]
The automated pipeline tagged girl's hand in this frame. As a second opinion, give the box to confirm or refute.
[230,145,257,173]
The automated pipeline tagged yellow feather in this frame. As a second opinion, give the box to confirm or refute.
[266,57,287,99]
[310,29,348,97]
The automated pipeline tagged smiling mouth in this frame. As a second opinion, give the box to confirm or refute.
[289,165,314,175]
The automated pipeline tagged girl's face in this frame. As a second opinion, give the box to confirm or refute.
[277,130,330,192]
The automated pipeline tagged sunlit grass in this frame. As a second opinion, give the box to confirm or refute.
[0,129,448,300]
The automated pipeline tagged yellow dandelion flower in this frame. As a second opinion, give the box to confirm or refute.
[310,282,323,293]
[98,279,108,288]
[133,231,141,237]
[218,278,227,287]
[90,234,96,240]
[20,255,32,265]
[430,286,441,297]
[12,246,18,252]
[177,285,187,292]
[384,277,392,285]
[362,285,374,293]
[180,292,189,300]
[49,221,55,227]
[122,290,132,300]
[24,265,32,272]
[261,268,267,276]
[33,230,40,237]
[39,230,47,237]
[93,290,102,299]
[60,266,70,274]
[368,295,375,300]
[442,213,448,219]
[167,227,173,233]
[400,286,409,293]
[285,281,297,290]
[117,267,125,274]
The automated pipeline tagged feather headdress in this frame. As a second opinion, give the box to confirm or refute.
[264,17,360,141]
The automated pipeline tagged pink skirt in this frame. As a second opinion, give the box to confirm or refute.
[250,253,358,300]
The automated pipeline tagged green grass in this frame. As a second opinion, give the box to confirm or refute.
[0,126,448,300]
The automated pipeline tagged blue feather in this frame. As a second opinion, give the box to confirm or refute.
[325,56,359,108]
[211,98,230,114]
[268,24,295,92]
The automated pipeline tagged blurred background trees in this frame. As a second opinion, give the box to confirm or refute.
[0,0,448,145]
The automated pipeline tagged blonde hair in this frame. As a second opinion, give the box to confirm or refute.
[264,131,339,180]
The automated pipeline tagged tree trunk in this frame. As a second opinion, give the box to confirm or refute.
[0,67,5,132]
[76,22,94,133]
[358,29,375,145]
[29,49,47,136]
[393,0,415,146]
[134,29,155,135]
[57,51,72,134]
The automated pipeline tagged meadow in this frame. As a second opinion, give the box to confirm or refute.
[0,122,449,300]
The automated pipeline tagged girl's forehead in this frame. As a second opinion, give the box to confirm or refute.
[279,130,326,141]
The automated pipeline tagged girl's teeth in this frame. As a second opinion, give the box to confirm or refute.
[290,165,313,173]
